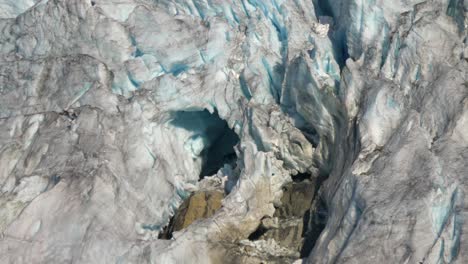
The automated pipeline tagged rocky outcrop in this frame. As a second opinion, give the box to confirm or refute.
[158,175,325,262]
[160,190,224,239]
[246,176,325,259]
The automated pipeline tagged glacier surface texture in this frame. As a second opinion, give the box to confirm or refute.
[0,0,467,263]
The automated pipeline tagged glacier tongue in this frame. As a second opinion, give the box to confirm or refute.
[0,0,467,263]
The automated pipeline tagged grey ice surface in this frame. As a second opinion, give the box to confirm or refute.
[0,0,466,263]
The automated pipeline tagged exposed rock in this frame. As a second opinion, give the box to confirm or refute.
[275,179,316,218]
[174,191,224,230]
[247,178,321,256]
[159,190,224,239]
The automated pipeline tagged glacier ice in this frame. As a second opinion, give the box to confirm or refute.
[0,0,467,263]
[0,0,38,18]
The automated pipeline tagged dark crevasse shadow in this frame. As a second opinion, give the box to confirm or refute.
[168,109,239,179]
[313,0,350,69]
[300,172,328,258]
[199,124,239,178]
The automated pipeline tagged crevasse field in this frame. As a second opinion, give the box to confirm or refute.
[0,0,466,263]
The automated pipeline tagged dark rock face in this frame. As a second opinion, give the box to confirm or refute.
[276,179,316,218]
[159,190,224,239]
[268,180,316,252]
[247,176,326,258]
[174,191,224,230]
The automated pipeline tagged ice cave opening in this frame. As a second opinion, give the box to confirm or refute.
[169,109,240,179]
[198,123,239,179]
[158,110,239,239]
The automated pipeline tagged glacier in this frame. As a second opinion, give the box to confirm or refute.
[0,0,466,263]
